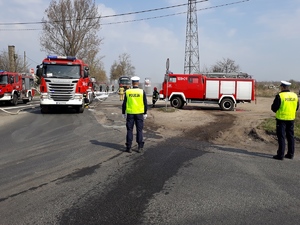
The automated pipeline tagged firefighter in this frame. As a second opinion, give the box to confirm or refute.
[152,87,159,108]
[118,84,125,101]
[122,76,147,153]
[271,80,299,160]
[83,93,89,108]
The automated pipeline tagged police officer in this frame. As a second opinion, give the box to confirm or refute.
[271,80,299,160]
[122,76,147,153]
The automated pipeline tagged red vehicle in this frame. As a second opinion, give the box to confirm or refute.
[36,55,94,113]
[159,72,256,111]
[0,71,35,105]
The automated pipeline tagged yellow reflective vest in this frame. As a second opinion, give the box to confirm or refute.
[125,88,144,114]
[276,92,298,120]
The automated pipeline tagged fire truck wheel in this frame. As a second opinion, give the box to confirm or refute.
[170,96,184,109]
[41,106,49,114]
[76,105,84,113]
[11,94,18,106]
[28,92,32,101]
[220,98,234,111]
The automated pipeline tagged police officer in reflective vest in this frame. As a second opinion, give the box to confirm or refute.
[122,76,148,153]
[271,80,299,160]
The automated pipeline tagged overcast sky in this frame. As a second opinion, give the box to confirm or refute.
[1,0,299,83]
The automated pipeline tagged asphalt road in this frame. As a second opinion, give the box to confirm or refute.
[1,95,300,224]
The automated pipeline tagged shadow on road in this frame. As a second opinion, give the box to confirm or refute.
[90,139,125,152]
[214,145,273,159]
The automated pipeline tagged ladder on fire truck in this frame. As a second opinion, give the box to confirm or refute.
[203,72,252,79]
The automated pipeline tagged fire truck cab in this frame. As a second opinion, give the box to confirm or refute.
[36,55,93,113]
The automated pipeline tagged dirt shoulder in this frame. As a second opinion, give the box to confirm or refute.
[145,97,285,154]
[92,95,299,155]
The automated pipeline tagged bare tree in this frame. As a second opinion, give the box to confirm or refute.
[90,59,107,83]
[0,49,29,72]
[84,46,107,82]
[211,58,240,73]
[200,64,210,73]
[40,0,102,62]
[110,53,135,81]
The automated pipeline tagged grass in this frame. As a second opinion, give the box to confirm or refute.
[259,114,300,140]
[256,82,300,140]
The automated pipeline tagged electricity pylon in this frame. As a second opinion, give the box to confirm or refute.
[184,0,200,74]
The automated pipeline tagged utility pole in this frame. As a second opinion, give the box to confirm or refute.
[184,0,200,74]
[24,51,26,71]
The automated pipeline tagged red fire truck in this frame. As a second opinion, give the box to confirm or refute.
[0,71,35,105]
[36,55,94,113]
[159,72,256,111]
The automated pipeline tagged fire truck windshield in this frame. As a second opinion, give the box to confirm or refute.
[44,65,80,79]
[118,76,131,86]
[0,75,8,84]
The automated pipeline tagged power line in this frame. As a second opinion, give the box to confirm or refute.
[100,0,208,19]
[0,0,208,26]
[0,0,249,31]
[25,55,40,65]
[101,0,250,26]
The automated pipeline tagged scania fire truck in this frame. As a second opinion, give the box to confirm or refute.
[159,72,256,111]
[36,55,93,113]
[0,71,35,105]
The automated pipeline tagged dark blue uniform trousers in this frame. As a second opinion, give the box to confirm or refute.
[126,114,144,149]
[276,119,295,157]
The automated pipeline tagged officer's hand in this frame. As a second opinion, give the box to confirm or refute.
[122,114,126,119]
[143,114,147,119]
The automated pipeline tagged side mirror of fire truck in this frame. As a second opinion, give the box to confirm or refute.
[84,66,90,78]
[36,65,43,77]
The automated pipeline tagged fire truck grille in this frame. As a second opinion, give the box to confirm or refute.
[48,83,76,101]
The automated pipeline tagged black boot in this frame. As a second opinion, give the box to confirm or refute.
[273,155,283,160]
[125,143,132,153]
